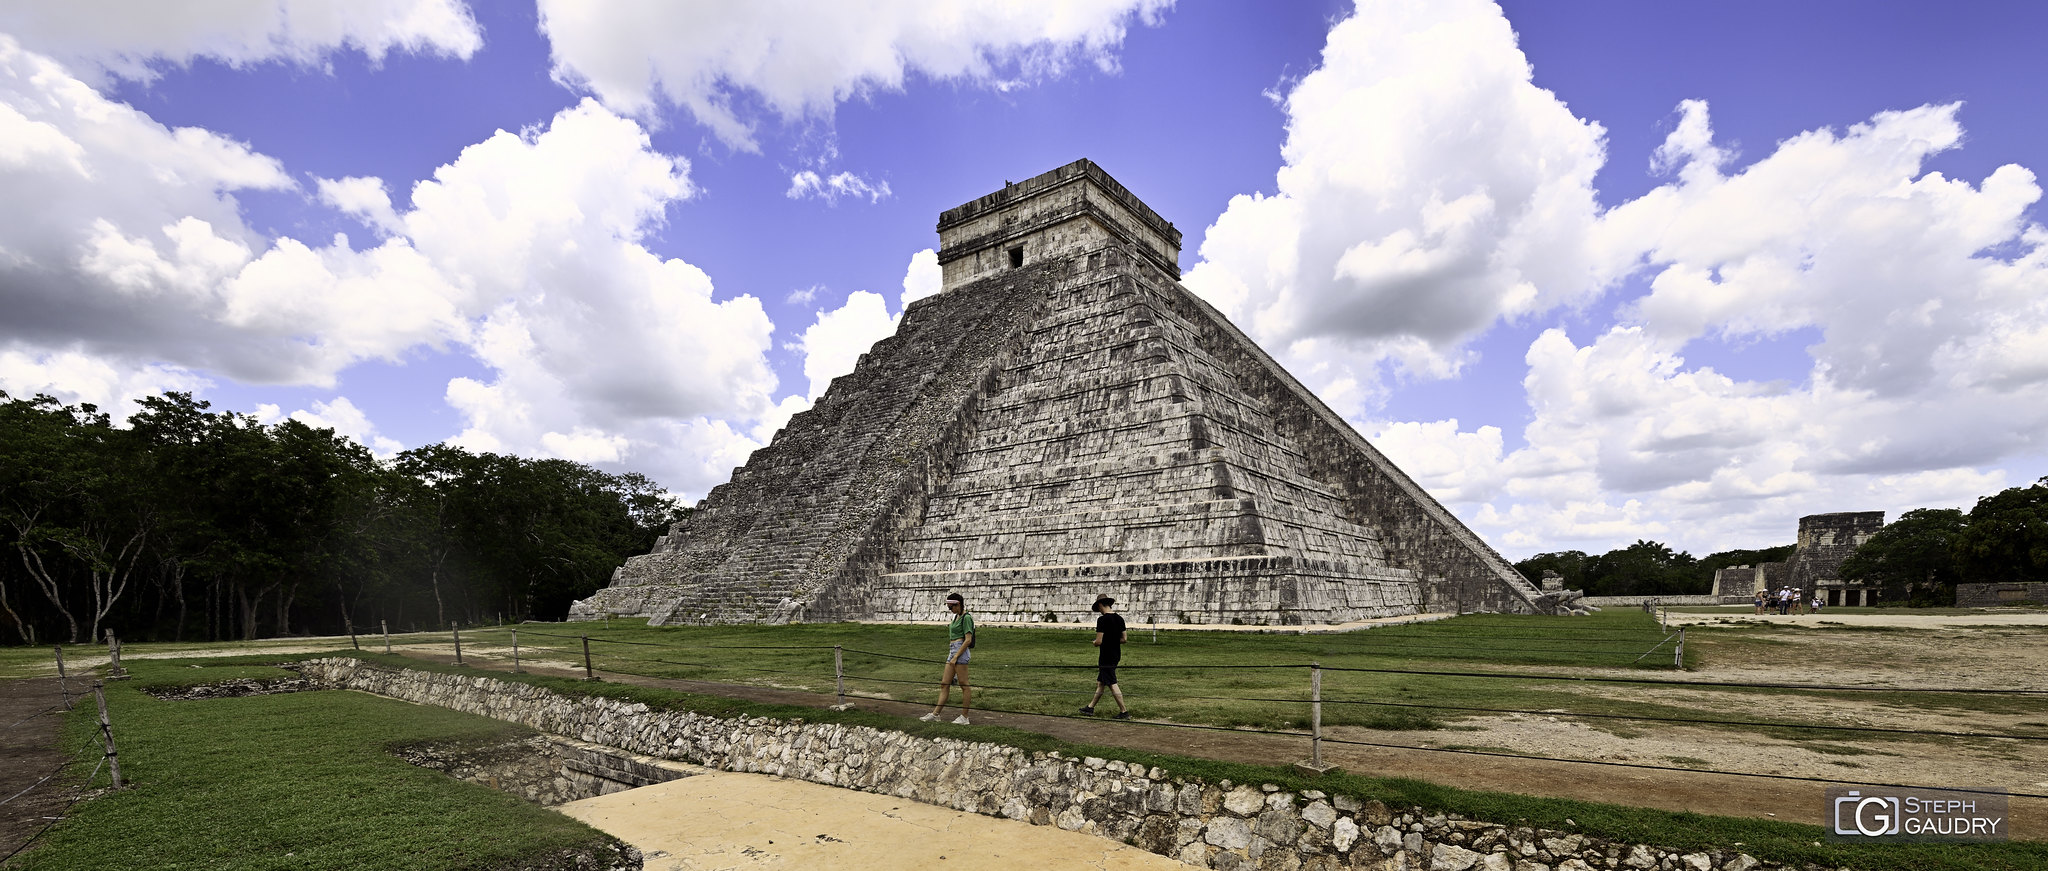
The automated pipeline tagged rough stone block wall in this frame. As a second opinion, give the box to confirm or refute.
[1785,512,1884,593]
[297,659,1788,871]
[1956,582,2048,607]
[1144,267,1546,615]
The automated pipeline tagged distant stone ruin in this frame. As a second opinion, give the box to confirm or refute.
[570,160,1563,625]
[1711,512,1884,606]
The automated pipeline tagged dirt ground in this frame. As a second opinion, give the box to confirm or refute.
[559,769,1185,871]
[0,678,78,862]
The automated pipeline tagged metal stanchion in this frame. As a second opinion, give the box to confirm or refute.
[582,635,596,680]
[451,622,463,665]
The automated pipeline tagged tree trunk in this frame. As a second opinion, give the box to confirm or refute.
[0,577,32,645]
[14,543,81,643]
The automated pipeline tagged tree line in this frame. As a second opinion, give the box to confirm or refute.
[1514,476,2048,605]
[0,392,687,645]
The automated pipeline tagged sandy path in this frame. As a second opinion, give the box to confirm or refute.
[558,769,1185,871]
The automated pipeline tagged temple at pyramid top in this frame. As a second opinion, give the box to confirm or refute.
[571,160,1571,626]
[935,159,1182,292]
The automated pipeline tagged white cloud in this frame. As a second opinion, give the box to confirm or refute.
[536,0,1172,147]
[786,169,892,204]
[1182,0,1610,418]
[795,290,898,401]
[316,175,402,235]
[0,0,481,84]
[1392,101,2048,557]
[401,101,781,495]
[900,248,941,309]
[0,35,785,499]
[273,396,405,457]
[0,347,207,419]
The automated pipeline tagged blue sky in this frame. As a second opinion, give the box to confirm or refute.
[3,1,2044,558]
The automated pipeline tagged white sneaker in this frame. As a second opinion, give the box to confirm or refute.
[919,712,939,722]
[952,715,971,725]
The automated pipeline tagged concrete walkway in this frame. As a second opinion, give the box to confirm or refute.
[558,768,1186,870]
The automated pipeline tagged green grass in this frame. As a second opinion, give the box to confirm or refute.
[9,660,615,871]
[295,652,2048,871]
[466,611,1702,732]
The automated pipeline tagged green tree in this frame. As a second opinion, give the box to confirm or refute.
[0,393,156,644]
[1514,550,1588,590]
[1953,477,2048,583]
[1837,508,1967,605]
[1581,540,1701,596]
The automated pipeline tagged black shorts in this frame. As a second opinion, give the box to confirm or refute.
[1097,650,1121,685]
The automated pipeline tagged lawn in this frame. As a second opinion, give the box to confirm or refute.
[9,659,617,871]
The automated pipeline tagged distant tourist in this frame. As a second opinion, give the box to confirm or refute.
[1753,590,1766,615]
[1812,593,1825,613]
[920,592,975,725]
[1079,595,1130,719]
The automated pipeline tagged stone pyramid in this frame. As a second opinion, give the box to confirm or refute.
[571,160,1564,625]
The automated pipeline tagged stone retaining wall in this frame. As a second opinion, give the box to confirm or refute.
[1573,596,1722,608]
[297,658,1791,871]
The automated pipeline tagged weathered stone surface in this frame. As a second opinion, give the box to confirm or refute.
[1430,843,1482,871]
[1331,817,1360,852]
[571,160,1550,625]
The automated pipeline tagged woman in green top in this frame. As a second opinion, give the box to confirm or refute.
[921,592,975,725]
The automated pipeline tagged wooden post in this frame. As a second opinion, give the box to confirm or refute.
[1293,662,1332,775]
[833,645,847,709]
[1310,662,1323,768]
[581,635,595,680]
[104,630,128,680]
[511,628,523,673]
[92,682,123,789]
[382,620,391,654]
[1675,628,1685,669]
[451,622,463,665]
[54,646,72,710]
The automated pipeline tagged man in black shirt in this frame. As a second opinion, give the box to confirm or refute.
[1079,595,1130,719]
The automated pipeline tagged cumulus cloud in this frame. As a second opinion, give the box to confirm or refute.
[0,32,786,498]
[0,0,481,83]
[1189,3,2048,556]
[536,0,1172,147]
[1396,102,2048,555]
[253,396,405,457]
[1183,0,1610,417]
[0,347,208,420]
[900,248,941,309]
[794,290,898,401]
[785,169,891,204]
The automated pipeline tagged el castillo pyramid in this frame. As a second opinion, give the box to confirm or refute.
[570,160,1567,625]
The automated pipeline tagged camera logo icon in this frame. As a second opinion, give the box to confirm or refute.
[1833,790,1902,837]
